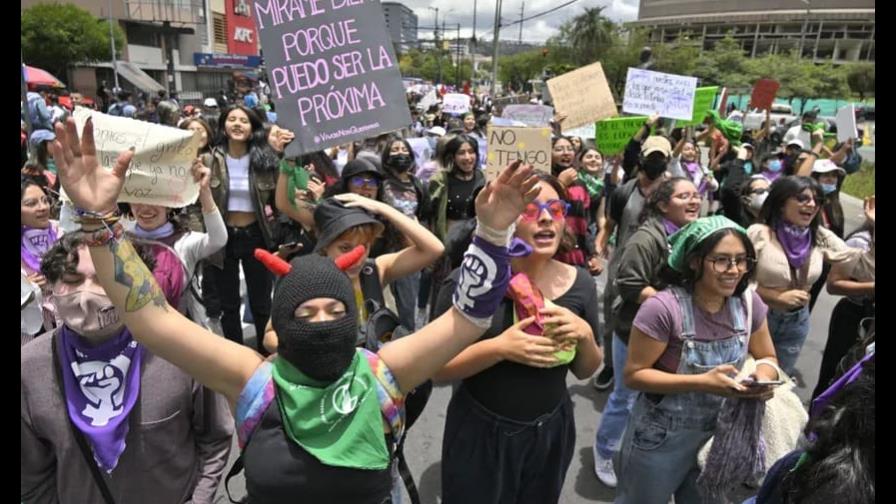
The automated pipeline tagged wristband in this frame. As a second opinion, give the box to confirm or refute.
[453,236,532,328]
[754,358,784,381]
[73,207,122,225]
[80,221,125,248]
[473,220,515,248]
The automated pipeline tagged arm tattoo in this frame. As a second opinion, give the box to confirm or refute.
[111,239,169,312]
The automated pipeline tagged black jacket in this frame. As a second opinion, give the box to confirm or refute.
[612,216,670,342]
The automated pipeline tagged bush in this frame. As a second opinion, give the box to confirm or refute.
[841,161,875,199]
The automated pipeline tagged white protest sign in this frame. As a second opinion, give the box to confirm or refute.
[485,124,552,181]
[547,62,617,129]
[407,137,433,164]
[442,93,471,115]
[743,114,764,131]
[563,124,596,140]
[417,89,438,112]
[836,104,858,142]
[623,68,698,120]
[502,104,554,126]
[72,108,201,207]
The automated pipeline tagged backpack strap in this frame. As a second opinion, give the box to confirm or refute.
[359,259,385,307]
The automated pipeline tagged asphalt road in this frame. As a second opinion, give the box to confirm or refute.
[216,196,868,504]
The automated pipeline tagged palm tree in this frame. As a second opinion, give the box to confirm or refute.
[568,7,615,65]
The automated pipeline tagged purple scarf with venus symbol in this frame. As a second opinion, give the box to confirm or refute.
[662,218,681,237]
[21,225,58,272]
[776,221,812,269]
[57,325,144,473]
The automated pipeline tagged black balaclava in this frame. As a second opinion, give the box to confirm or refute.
[272,254,359,382]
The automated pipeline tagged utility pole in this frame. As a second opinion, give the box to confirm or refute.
[798,0,811,58]
[428,7,439,83]
[107,0,120,90]
[471,0,477,86]
[490,0,503,97]
[441,19,446,85]
[518,2,524,44]
[456,23,461,87]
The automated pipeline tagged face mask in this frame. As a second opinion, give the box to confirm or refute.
[53,290,123,338]
[767,159,783,173]
[821,183,837,195]
[387,154,413,173]
[642,158,667,180]
[749,192,768,212]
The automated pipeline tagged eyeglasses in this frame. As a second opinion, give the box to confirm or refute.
[793,194,819,205]
[750,188,769,195]
[672,192,702,202]
[706,255,756,274]
[349,176,380,189]
[522,199,570,221]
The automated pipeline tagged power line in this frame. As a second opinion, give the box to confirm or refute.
[476,0,581,41]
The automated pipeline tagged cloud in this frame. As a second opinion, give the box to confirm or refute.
[393,0,641,42]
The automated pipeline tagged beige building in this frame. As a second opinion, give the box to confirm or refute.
[629,0,874,63]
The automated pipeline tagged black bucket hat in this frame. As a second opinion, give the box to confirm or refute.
[313,198,384,252]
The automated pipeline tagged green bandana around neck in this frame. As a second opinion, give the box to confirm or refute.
[271,349,390,470]
[801,122,825,134]
[578,170,605,199]
[667,215,746,273]
[707,110,743,147]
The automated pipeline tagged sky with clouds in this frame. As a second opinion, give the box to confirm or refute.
[394,0,641,44]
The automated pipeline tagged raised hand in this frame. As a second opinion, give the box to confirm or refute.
[475,161,541,231]
[48,117,133,214]
[334,192,386,214]
[864,195,875,224]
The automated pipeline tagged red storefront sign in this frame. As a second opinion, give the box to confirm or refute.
[227,0,258,56]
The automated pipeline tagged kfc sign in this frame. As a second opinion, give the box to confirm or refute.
[234,27,254,43]
[226,0,258,55]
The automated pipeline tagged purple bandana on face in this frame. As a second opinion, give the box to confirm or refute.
[776,221,812,269]
[682,161,708,195]
[21,226,58,272]
[662,218,681,237]
[57,325,144,473]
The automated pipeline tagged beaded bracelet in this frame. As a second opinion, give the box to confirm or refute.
[80,221,125,248]
[73,207,122,225]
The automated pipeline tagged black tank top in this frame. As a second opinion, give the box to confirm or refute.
[242,394,392,504]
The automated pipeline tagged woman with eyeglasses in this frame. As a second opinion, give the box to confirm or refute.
[21,179,64,342]
[552,136,597,271]
[432,172,603,503]
[748,176,860,378]
[616,216,779,503]
[732,175,771,228]
[593,177,702,488]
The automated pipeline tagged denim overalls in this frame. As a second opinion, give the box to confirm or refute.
[614,287,751,504]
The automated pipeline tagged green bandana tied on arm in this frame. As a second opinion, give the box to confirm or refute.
[279,160,310,209]
[578,171,605,200]
[271,350,391,470]
[706,110,744,147]
[801,122,826,134]
[667,215,746,273]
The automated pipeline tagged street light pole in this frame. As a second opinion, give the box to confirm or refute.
[471,0,477,86]
[490,0,503,97]
[798,0,811,58]
[108,0,120,90]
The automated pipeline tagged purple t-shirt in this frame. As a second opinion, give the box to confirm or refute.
[633,289,768,373]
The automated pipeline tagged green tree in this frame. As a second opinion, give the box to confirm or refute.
[652,37,700,76]
[498,50,547,92]
[694,34,750,90]
[565,6,615,66]
[846,62,875,101]
[22,3,126,81]
[600,28,649,100]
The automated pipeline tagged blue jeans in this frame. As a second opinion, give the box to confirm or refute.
[766,306,810,376]
[594,333,637,459]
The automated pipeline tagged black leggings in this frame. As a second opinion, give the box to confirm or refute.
[215,222,272,353]
[812,298,872,400]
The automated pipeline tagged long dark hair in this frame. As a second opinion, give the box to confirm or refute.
[439,134,480,176]
[662,227,757,297]
[380,135,416,178]
[780,359,874,503]
[640,177,692,224]
[551,136,574,176]
[758,176,824,246]
[214,105,278,173]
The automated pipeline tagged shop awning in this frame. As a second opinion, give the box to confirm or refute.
[116,61,165,93]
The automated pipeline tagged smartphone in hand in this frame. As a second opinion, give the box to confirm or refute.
[740,377,785,387]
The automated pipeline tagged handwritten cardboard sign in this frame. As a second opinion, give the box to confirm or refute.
[623,68,698,120]
[596,116,649,156]
[72,108,200,207]
[417,88,438,112]
[254,0,410,157]
[502,104,554,126]
[677,86,719,127]
[563,123,596,140]
[836,104,858,142]
[547,62,618,130]
[442,93,471,115]
[750,79,780,111]
[485,125,551,181]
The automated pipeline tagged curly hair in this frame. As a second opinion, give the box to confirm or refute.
[639,177,693,224]
[41,234,157,285]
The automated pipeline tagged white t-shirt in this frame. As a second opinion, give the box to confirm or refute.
[226,154,254,212]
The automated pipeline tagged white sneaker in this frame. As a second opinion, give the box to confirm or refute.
[593,445,617,488]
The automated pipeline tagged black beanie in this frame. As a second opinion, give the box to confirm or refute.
[272,254,359,382]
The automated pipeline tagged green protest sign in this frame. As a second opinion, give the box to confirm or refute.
[595,116,648,155]
[678,86,719,127]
